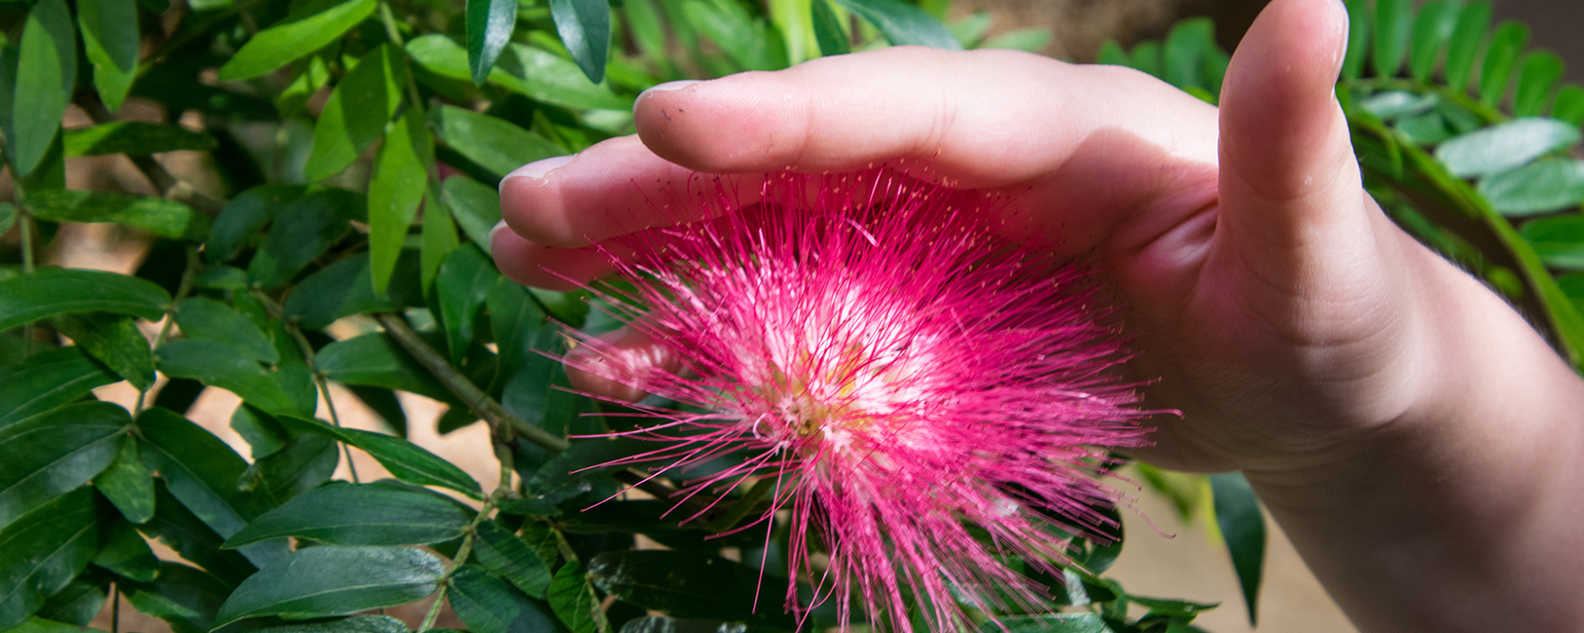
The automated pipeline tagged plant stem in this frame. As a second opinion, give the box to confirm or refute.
[136,248,201,413]
[18,207,36,356]
[110,583,120,633]
[78,96,224,215]
[374,312,571,452]
[286,324,362,483]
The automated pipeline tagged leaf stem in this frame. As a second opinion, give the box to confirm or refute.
[374,312,571,452]
[136,247,201,413]
[77,95,225,215]
[286,324,363,483]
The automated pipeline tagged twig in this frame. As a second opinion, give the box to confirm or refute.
[77,96,225,216]
[136,247,201,412]
[374,312,571,452]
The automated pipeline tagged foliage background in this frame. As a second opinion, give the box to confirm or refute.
[4,0,1584,632]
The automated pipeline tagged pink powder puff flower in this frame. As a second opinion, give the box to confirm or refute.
[565,170,1153,632]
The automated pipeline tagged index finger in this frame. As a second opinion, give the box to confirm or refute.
[499,46,1219,252]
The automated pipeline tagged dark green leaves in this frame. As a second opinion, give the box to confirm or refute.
[447,566,560,633]
[94,438,155,524]
[218,0,379,80]
[225,481,471,547]
[0,488,97,629]
[1520,215,1584,269]
[316,333,452,402]
[77,0,140,111]
[247,188,363,287]
[1477,159,1584,215]
[588,551,781,621]
[830,0,960,50]
[471,520,554,599]
[51,313,155,390]
[174,298,278,365]
[550,0,613,84]
[1370,0,1410,78]
[1434,118,1580,177]
[0,268,169,333]
[1408,1,1458,81]
[406,36,632,111]
[467,0,519,85]
[213,546,444,626]
[0,347,117,428]
[548,561,604,633]
[977,614,1109,633]
[435,245,498,361]
[64,121,217,157]
[25,190,209,240]
[255,616,410,633]
[434,105,565,179]
[0,402,130,529]
[1477,21,1528,108]
[284,255,421,329]
[1443,1,1492,91]
[1210,472,1265,626]
[94,518,160,581]
[11,0,76,177]
[156,340,311,415]
[810,0,850,57]
[370,110,431,295]
[304,45,406,181]
[281,417,484,498]
[1513,51,1563,118]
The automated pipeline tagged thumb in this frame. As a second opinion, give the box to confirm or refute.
[1217,0,1366,271]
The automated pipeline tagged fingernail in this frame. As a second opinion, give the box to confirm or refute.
[500,155,574,194]
[641,79,702,97]
[488,221,512,249]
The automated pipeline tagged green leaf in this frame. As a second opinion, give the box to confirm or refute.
[976,613,1109,633]
[810,0,850,57]
[277,56,332,118]
[137,486,255,586]
[422,189,462,293]
[548,561,604,633]
[135,407,287,570]
[435,245,498,362]
[92,518,159,582]
[471,520,554,600]
[0,268,169,334]
[587,551,783,622]
[94,437,154,524]
[3,617,100,633]
[224,481,471,547]
[253,616,411,633]
[25,190,209,241]
[304,45,406,181]
[213,546,443,626]
[1434,117,1580,178]
[830,0,959,50]
[406,35,633,111]
[218,0,379,81]
[433,106,564,180]
[1210,472,1265,626]
[155,340,308,415]
[121,562,228,633]
[1521,215,1584,269]
[36,581,106,626]
[283,254,421,330]
[1395,111,1452,145]
[1340,0,1371,81]
[247,188,363,288]
[174,298,278,365]
[249,434,340,503]
[282,417,485,498]
[1443,1,1492,92]
[0,402,130,530]
[63,122,217,157]
[1358,90,1437,120]
[10,0,76,177]
[549,0,611,84]
[1408,1,1458,82]
[76,0,139,111]
[1477,21,1529,107]
[0,347,117,428]
[441,176,503,252]
[370,110,431,296]
[1370,0,1411,79]
[0,489,97,630]
[316,333,451,402]
[1513,51,1564,117]
[679,1,786,71]
[1162,18,1213,92]
[0,204,14,237]
[343,429,483,498]
[980,28,1051,53]
[51,313,155,390]
[447,566,560,633]
[207,185,308,263]
[1477,159,1584,216]
[467,0,519,85]
[1554,85,1584,126]
[625,0,668,60]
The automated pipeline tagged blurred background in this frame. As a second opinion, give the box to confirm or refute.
[33,1,1583,632]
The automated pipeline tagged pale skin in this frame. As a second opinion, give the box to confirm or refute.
[490,0,1584,630]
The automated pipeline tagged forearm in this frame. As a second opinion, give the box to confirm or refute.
[1247,250,1584,633]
